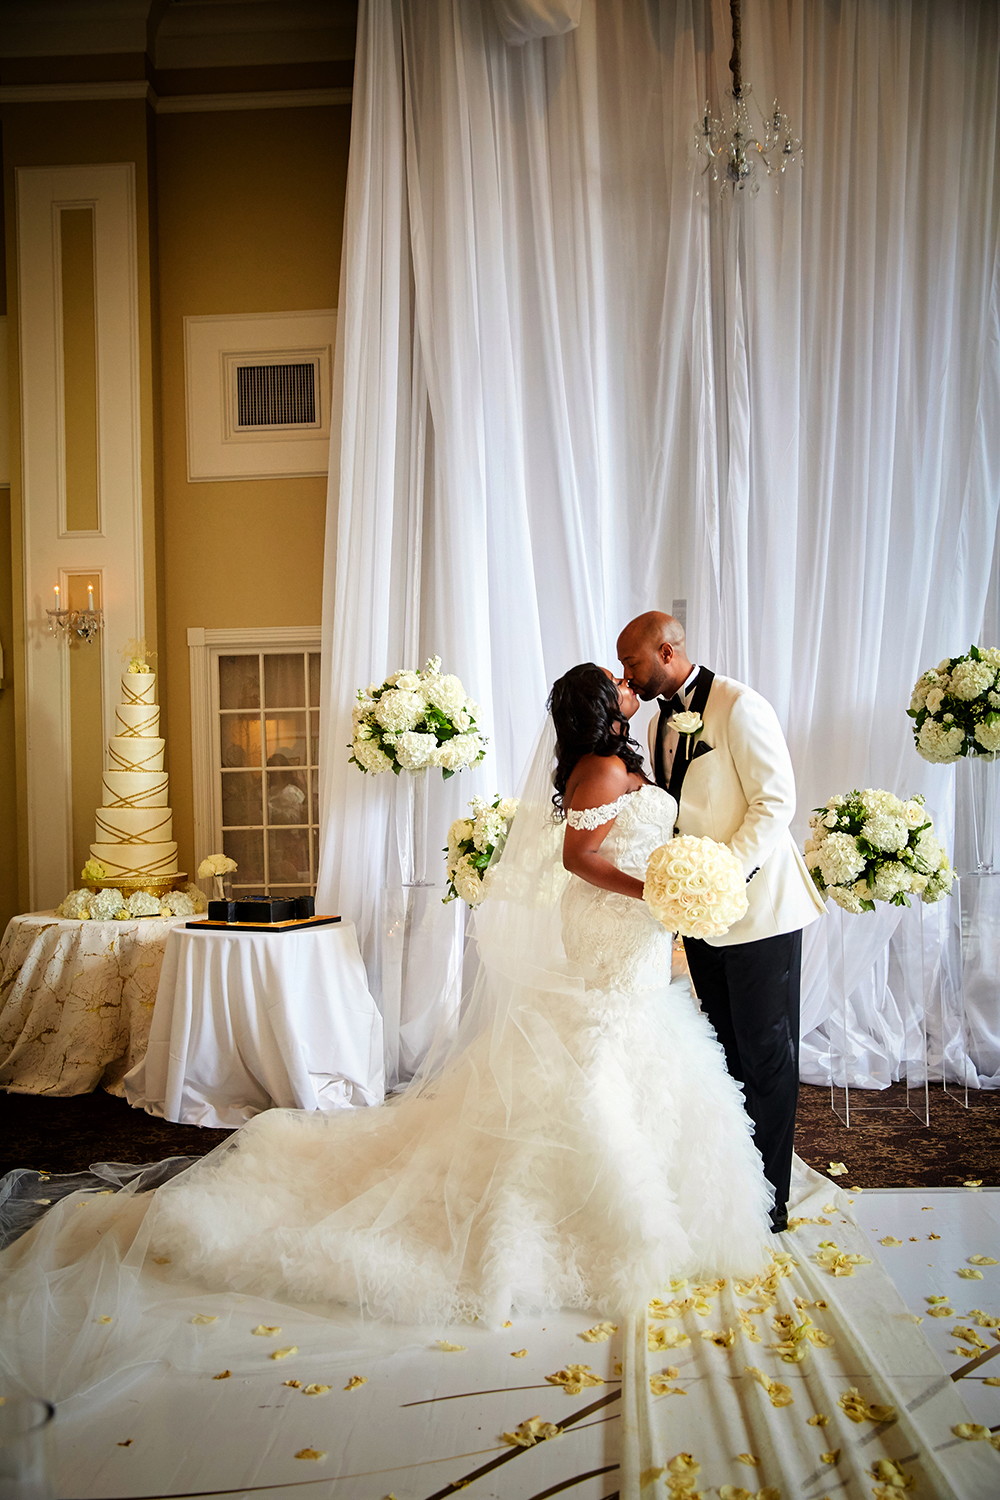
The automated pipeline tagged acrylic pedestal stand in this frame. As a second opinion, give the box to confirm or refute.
[946,751,1000,1109]
[828,902,930,1129]
[381,771,462,1088]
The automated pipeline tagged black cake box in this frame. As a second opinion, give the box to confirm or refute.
[194,895,336,933]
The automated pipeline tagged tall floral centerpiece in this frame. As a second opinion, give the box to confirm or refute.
[804,790,953,913]
[909,645,1000,875]
[350,657,485,780]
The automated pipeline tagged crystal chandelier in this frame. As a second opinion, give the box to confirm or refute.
[694,0,802,193]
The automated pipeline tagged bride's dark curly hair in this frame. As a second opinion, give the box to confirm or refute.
[548,663,648,815]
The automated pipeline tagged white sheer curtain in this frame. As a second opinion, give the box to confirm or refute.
[317,0,1000,1086]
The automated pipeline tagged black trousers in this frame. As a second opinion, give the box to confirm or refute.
[682,928,802,1227]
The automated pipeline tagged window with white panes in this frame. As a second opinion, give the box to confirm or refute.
[217,650,321,898]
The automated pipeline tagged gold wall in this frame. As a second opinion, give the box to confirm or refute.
[156,104,348,877]
[0,87,350,915]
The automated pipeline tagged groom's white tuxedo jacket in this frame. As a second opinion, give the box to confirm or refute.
[649,673,825,948]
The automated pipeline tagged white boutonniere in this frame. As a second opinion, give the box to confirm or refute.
[671,710,703,761]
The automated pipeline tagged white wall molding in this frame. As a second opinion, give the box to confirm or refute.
[187,625,321,885]
[18,162,145,909]
[0,83,351,112]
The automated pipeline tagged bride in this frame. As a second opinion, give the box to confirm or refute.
[1,664,773,1396]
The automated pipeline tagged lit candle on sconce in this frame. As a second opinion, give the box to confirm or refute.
[54,584,60,610]
[88,583,94,612]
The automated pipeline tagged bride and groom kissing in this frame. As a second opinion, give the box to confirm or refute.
[1,611,826,1362]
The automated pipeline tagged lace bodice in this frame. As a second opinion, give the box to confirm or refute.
[561,784,678,992]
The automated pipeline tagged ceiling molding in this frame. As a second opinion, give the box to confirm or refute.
[0,81,351,111]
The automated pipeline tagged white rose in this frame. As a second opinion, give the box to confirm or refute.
[938,659,953,674]
[395,731,438,771]
[394,670,422,692]
[671,711,703,735]
[902,799,926,827]
[434,734,480,771]
[452,854,484,906]
[497,798,519,821]
[924,687,946,715]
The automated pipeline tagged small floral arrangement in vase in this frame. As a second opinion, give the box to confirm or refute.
[350,657,486,779]
[908,646,1000,762]
[804,789,953,913]
[198,853,238,901]
[444,795,518,905]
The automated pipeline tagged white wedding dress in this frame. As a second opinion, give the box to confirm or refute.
[0,763,774,1406]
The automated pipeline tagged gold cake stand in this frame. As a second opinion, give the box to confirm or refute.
[85,872,189,900]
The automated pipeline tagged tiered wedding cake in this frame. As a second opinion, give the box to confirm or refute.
[90,668,178,879]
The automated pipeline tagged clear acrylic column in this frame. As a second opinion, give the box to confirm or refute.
[948,750,1000,1107]
[828,903,929,1128]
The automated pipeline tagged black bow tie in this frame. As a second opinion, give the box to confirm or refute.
[659,695,685,718]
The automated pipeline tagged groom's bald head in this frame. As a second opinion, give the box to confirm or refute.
[617,611,692,701]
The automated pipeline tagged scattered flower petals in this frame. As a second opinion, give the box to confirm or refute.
[579,1321,618,1342]
[270,1347,297,1360]
[701,1328,736,1348]
[191,1314,217,1325]
[928,1232,941,1240]
[283,1380,302,1388]
[303,1384,331,1396]
[827,1163,848,1176]
[648,1326,690,1351]
[814,1243,871,1277]
[807,1414,829,1426]
[294,1449,326,1461]
[963,1180,983,1189]
[436,1340,467,1352]
[822,1204,837,1214]
[96,1316,113,1324]
[502,1320,512,1328]
[503,1415,561,1447]
[511,1349,528,1358]
[212,1371,231,1380]
[252,1325,281,1336]
[952,1326,990,1351]
[545,1364,603,1394]
[838,1387,896,1425]
[953,1422,991,1440]
[926,1305,953,1317]
[738,1309,762,1342]
[344,1376,367,1390]
[879,1237,903,1247]
[718,1488,751,1500]
[745,1367,793,1407]
[820,1450,840,1465]
[969,1254,999,1265]
[984,1376,1000,1385]
[870,1458,915,1491]
[736,1453,760,1466]
[649,1374,686,1396]
[958,1268,984,1280]
[668,1453,701,1478]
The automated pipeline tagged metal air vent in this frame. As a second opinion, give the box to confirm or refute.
[225,352,324,436]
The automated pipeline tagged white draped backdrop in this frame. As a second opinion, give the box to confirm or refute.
[316,0,1000,1090]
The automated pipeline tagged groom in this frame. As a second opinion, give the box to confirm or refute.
[617,611,825,1233]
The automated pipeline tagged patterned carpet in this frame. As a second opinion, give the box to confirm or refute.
[1,1079,997,1186]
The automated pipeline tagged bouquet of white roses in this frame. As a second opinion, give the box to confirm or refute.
[804,788,953,913]
[644,835,749,939]
[908,645,1000,762]
[444,795,518,905]
[350,656,486,780]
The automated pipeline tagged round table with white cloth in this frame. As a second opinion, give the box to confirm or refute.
[0,911,190,1096]
[123,920,385,1128]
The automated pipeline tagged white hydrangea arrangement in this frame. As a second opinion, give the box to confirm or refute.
[908,645,1000,762]
[56,881,207,920]
[444,795,518,905]
[350,657,486,780]
[804,789,954,914]
[643,835,749,939]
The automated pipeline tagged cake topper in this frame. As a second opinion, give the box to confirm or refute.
[121,637,157,674]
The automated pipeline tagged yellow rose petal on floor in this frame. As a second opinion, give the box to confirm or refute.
[927,1306,953,1317]
[718,1488,751,1500]
[282,1380,302,1388]
[879,1237,903,1247]
[958,1268,984,1280]
[252,1325,281,1336]
[212,1371,231,1380]
[96,1316,113,1324]
[545,1364,603,1394]
[510,1349,528,1358]
[822,1204,837,1214]
[294,1449,326,1461]
[827,1162,848,1176]
[928,1232,941,1240]
[953,1422,991,1440]
[969,1254,999,1265]
[735,1453,759,1465]
[701,1328,736,1349]
[502,1320,512,1328]
[436,1340,467,1352]
[963,1180,983,1189]
[983,1376,1000,1385]
[837,1387,896,1425]
[807,1413,829,1426]
[820,1450,840,1465]
[579,1321,618,1342]
[303,1384,331,1396]
[745,1367,793,1408]
[190,1315,217,1325]
[649,1374,686,1396]
[648,1325,690,1351]
[344,1376,367,1390]
[502,1416,560,1447]
[270,1347,298,1360]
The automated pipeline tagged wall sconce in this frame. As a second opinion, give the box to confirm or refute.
[47,583,103,643]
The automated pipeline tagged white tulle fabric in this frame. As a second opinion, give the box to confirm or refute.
[0,724,772,1406]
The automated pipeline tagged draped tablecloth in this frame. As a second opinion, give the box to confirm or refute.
[0,911,189,1096]
[124,920,385,1128]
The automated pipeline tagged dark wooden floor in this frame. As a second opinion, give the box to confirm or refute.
[2,1080,998,1187]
